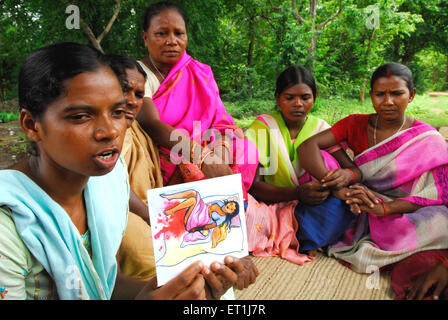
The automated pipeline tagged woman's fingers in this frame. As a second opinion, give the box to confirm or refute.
[202,262,236,299]
[349,203,361,214]
[345,189,376,208]
[225,256,258,290]
[432,280,446,300]
[174,274,207,300]
[349,185,379,205]
[161,261,205,299]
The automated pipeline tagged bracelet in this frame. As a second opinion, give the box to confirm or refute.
[190,141,201,164]
[376,198,387,217]
[438,255,448,269]
[345,168,355,183]
[199,150,214,170]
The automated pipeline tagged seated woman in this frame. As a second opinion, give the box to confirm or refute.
[297,62,448,294]
[0,42,249,300]
[135,1,258,197]
[244,65,356,264]
[107,54,162,282]
[107,54,258,294]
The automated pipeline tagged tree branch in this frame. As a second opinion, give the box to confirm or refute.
[62,0,121,54]
[269,0,281,11]
[97,0,121,43]
[79,19,103,53]
[291,0,305,23]
[318,0,343,30]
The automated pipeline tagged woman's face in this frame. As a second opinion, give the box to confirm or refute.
[142,9,188,67]
[123,67,145,126]
[370,75,416,122]
[222,202,237,215]
[33,67,127,177]
[276,83,314,126]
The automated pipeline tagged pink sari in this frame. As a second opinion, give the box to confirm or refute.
[328,121,448,273]
[152,52,258,194]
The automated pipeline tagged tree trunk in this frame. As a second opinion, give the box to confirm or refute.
[247,16,255,67]
[0,65,4,103]
[306,0,317,73]
[445,55,448,88]
[359,28,376,104]
[359,78,368,104]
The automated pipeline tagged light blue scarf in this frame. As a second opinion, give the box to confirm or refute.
[0,157,129,300]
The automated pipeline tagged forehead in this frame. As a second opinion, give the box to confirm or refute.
[281,83,313,95]
[149,9,185,29]
[373,75,409,91]
[125,68,145,84]
[61,67,123,105]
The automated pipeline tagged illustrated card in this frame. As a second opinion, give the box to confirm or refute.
[147,174,249,286]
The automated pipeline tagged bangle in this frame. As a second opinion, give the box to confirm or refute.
[345,168,355,183]
[377,198,387,217]
[190,141,201,164]
[199,150,214,170]
[438,255,448,269]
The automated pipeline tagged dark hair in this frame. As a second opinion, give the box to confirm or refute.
[142,1,187,31]
[106,54,147,92]
[275,65,317,99]
[223,200,240,231]
[18,42,110,120]
[370,62,415,92]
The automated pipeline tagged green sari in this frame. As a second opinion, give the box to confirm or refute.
[245,111,332,187]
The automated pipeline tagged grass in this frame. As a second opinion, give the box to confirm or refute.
[224,94,448,130]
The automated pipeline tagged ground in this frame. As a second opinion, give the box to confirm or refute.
[0,120,28,169]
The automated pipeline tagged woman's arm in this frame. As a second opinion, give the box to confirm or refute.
[136,98,184,150]
[298,129,362,189]
[345,185,422,215]
[298,129,339,181]
[248,164,330,205]
[137,98,234,178]
[113,261,207,300]
[248,164,299,203]
[129,189,150,225]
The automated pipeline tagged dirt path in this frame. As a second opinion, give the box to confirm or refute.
[0,120,28,169]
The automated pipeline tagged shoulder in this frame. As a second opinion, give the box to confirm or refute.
[340,113,370,123]
[189,58,212,72]
[0,207,35,295]
[332,114,370,129]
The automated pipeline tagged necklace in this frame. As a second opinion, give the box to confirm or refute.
[148,56,165,81]
[374,114,406,145]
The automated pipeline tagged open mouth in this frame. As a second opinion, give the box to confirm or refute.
[97,151,115,160]
[92,149,119,169]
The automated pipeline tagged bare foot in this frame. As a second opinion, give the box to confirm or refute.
[307,250,318,257]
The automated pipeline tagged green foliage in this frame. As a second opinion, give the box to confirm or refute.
[0,111,19,123]
[0,0,446,106]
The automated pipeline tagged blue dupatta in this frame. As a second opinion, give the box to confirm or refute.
[0,157,129,299]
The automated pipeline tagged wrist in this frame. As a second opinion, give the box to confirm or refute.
[376,198,387,216]
[346,167,362,183]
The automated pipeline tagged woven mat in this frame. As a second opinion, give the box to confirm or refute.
[235,254,395,300]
